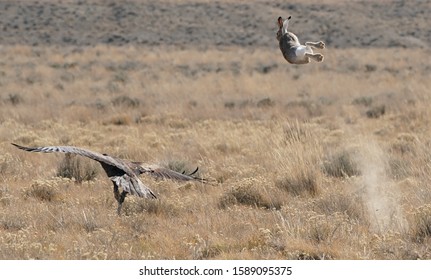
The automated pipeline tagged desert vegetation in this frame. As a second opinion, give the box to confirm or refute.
[0,0,431,259]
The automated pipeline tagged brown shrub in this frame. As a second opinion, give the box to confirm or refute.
[1,214,27,231]
[56,154,99,183]
[6,93,24,105]
[256,97,275,108]
[111,95,141,108]
[103,114,133,126]
[352,96,373,107]
[410,205,431,243]
[312,192,365,222]
[366,105,385,118]
[24,182,60,202]
[275,171,318,197]
[122,198,180,218]
[323,148,360,178]
[219,179,281,210]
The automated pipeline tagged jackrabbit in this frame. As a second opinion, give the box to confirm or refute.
[276,16,325,64]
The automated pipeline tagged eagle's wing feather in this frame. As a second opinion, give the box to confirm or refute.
[11,143,157,199]
[130,162,206,182]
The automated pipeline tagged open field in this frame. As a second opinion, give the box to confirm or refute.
[1,0,431,259]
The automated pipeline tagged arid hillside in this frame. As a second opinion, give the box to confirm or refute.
[0,0,429,48]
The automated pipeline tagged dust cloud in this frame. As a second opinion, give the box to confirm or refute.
[354,139,407,233]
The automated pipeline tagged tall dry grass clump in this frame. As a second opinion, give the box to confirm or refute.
[219,177,282,210]
[24,182,60,202]
[56,154,99,183]
[312,190,366,222]
[272,121,323,197]
[410,204,431,243]
[275,170,318,197]
[323,146,361,178]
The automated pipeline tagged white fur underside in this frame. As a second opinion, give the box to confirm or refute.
[295,45,313,58]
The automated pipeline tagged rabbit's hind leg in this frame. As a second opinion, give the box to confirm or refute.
[306,41,325,49]
[306,52,324,62]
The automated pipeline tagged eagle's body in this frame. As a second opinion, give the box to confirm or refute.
[12,143,204,215]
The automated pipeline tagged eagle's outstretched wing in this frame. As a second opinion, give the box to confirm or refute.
[11,143,156,199]
[131,163,207,182]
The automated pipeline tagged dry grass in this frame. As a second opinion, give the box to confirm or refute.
[0,42,431,260]
[56,154,99,183]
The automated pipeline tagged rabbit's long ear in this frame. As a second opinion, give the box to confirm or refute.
[283,16,291,30]
[277,17,284,28]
